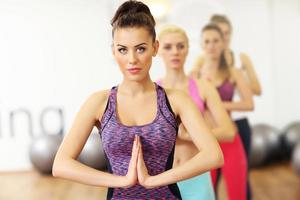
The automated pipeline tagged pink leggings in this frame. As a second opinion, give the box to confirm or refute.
[211,134,247,200]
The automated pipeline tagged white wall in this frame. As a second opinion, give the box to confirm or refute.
[0,0,299,171]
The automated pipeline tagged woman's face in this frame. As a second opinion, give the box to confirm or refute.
[158,32,188,70]
[216,22,231,49]
[201,29,224,59]
[112,27,158,82]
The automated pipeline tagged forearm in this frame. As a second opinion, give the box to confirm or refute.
[223,101,254,111]
[53,157,126,188]
[146,147,223,187]
[211,126,235,142]
[243,64,262,96]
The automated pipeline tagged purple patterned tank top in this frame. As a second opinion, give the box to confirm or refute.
[99,83,182,200]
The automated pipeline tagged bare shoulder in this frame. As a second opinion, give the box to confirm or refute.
[164,88,195,114]
[83,89,111,119]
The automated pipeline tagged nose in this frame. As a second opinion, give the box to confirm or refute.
[171,46,179,55]
[129,51,137,65]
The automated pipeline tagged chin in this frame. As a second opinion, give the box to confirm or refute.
[169,64,183,70]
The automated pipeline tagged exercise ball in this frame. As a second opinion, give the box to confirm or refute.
[29,134,63,174]
[292,142,300,175]
[78,132,107,170]
[281,121,300,157]
[252,124,281,161]
[249,126,268,167]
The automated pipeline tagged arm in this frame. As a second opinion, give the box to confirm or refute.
[240,53,262,96]
[139,90,224,188]
[223,68,254,111]
[52,91,138,188]
[200,79,235,141]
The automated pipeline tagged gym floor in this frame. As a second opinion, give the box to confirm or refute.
[0,162,299,200]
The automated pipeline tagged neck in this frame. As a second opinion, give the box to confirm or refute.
[119,74,154,96]
[202,55,220,72]
[162,66,188,89]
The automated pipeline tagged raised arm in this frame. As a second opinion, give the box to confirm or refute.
[223,68,254,111]
[52,91,138,188]
[138,90,224,188]
[200,79,235,141]
[240,53,262,96]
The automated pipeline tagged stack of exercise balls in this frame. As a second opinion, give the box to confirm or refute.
[250,121,300,175]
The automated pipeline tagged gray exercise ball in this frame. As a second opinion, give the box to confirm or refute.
[292,142,300,175]
[29,134,63,174]
[252,124,281,162]
[78,132,107,170]
[282,122,300,156]
[249,126,268,167]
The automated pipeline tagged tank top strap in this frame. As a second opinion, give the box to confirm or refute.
[188,78,205,113]
[156,83,178,129]
[100,86,117,132]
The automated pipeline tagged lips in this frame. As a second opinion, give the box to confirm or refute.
[127,67,142,74]
[171,59,181,64]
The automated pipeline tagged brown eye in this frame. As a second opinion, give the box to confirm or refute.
[118,48,127,54]
[177,44,185,50]
[163,45,171,50]
[137,47,146,53]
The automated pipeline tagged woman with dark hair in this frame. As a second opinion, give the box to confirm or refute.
[191,15,262,200]
[190,23,254,200]
[52,1,223,199]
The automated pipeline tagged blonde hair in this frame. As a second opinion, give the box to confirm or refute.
[158,24,189,47]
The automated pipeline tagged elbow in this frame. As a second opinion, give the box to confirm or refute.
[252,87,262,96]
[219,125,236,142]
[214,149,224,169]
[52,158,60,178]
[252,85,262,96]
[224,129,236,142]
[208,145,224,169]
[52,155,65,178]
[246,100,254,111]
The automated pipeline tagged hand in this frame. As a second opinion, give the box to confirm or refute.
[123,135,139,188]
[136,136,155,189]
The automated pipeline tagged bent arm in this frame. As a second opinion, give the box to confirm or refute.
[202,80,236,141]
[223,68,254,111]
[240,53,262,96]
[52,91,131,188]
[146,91,224,187]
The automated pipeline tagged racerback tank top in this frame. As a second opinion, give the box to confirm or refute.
[157,78,206,114]
[99,83,182,200]
[188,78,206,114]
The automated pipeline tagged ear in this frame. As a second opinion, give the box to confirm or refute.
[152,40,159,57]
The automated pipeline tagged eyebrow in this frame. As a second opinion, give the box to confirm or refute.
[116,43,147,48]
[163,42,185,45]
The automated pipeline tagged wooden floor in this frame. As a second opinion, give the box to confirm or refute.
[0,162,299,200]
